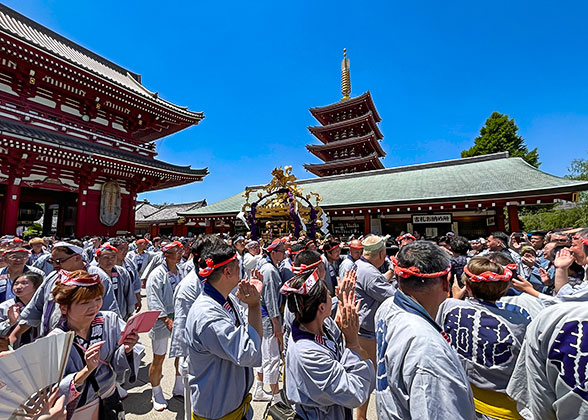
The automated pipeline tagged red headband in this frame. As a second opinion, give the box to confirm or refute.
[304,240,315,249]
[398,234,416,242]
[163,240,183,252]
[266,238,282,252]
[289,248,303,256]
[349,244,364,250]
[292,259,322,275]
[392,258,451,279]
[136,239,150,244]
[3,248,31,255]
[96,243,118,256]
[280,269,320,296]
[573,235,588,246]
[464,266,513,283]
[326,244,341,253]
[199,253,237,277]
[58,269,101,287]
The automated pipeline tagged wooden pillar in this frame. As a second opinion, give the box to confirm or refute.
[2,181,20,235]
[205,219,213,234]
[364,213,371,235]
[496,207,506,232]
[508,204,520,233]
[75,182,88,238]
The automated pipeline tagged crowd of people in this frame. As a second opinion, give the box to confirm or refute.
[0,227,587,419]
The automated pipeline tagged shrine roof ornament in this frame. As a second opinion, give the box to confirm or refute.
[241,167,324,241]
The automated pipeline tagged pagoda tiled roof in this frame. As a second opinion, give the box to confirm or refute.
[308,112,383,143]
[304,153,384,176]
[181,153,588,216]
[309,92,382,124]
[0,4,203,120]
[306,133,385,160]
[0,118,208,177]
[136,200,207,223]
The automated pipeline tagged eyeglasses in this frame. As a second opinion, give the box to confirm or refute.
[48,254,76,266]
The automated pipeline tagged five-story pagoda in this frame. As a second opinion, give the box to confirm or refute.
[304,49,385,177]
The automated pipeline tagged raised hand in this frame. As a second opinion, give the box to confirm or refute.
[249,270,264,294]
[123,331,139,354]
[36,388,66,420]
[539,268,553,286]
[336,290,361,347]
[335,269,356,303]
[554,248,575,269]
[84,341,105,372]
[236,278,261,306]
[7,304,19,325]
[511,275,539,297]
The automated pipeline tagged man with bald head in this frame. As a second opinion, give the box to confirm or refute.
[354,234,396,420]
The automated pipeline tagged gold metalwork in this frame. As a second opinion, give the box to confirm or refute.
[341,48,351,100]
[242,167,323,239]
[29,76,35,85]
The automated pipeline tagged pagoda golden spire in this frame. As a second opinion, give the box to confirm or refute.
[341,48,351,101]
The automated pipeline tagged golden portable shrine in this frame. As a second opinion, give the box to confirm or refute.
[241,167,325,241]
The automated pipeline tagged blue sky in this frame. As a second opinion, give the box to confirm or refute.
[7,1,588,204]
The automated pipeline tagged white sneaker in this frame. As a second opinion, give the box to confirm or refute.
[172,376,184,397]
[116,384,128,400]
[152,387,168,411]
[253,385,272,402]
[272,392,286,406]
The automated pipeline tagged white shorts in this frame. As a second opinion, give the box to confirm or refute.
[152,336,169,356]
[261,335,280,385]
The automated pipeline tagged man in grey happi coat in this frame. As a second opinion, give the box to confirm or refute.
[186,241,262,420]
[354,234,395,420]
[11,242,119,342]
[375,241,475,420]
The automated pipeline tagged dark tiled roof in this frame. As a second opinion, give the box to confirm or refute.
[182,153,588,216]
[309,91,382,123]
[304,152,384,174]
[138,200,207,223]
[0,4,203,119]
[135,201,162,222]
[0,118,208,177]
[307,134,386,159]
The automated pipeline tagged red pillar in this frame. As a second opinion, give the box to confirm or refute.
[508,204,520,233]
[205,219,213,234]
[2,182,20,235]
[75,183,88,237]
[364,213,371,235]
[496,207,506,233]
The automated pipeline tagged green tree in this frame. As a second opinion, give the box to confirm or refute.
[462,111,540,167]
[567,156,588,181]
[520,153,588,230]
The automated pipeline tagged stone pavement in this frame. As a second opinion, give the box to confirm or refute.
[124,294,377,419]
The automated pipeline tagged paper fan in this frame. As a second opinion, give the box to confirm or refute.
[0,331,74,419]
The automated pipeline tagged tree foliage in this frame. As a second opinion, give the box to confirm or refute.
[461,112,540,167]
[520,154,588,231]
[23,222,43,238]
[520,204,588,231]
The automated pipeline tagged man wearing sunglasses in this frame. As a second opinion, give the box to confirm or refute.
[9,242,119,344]
[0,248,44,304]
